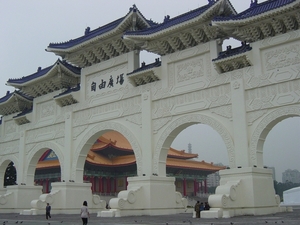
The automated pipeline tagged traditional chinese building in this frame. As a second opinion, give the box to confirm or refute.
[35,130,224,197]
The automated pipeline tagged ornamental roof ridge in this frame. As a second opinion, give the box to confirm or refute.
[213,0,297,22]
[124,1,216,37]
[13,106,33,119]
[0,90,33,104]
[212,41,252,61]
[53,83,81,98]
[6,59,81,85]
[127,58,161,75]
[47,4,156,51]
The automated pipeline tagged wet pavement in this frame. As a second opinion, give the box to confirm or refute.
[0,209,299,225]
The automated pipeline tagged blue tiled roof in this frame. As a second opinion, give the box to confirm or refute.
[0,91,33,104]
[213,0,296,22]
[124,2,215,36]
[7,59,81,85]
[13,107,33,118]
[48,5,156,50]
[54,84,81,98]
[127,58,161,75]
[212,42,252,61]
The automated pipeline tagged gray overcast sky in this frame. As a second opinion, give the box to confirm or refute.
[1,0,299,182]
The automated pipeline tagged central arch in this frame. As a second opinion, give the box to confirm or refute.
[154,114,234,176]
[250,106,300,167]
[73,121,142,182]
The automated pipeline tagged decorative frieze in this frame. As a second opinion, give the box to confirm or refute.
[263,42,300,72]
[26,123,65,144]
[73,96,142,127]
[0,140,19,155]
[246,79,300,111]
[152,85,231,119]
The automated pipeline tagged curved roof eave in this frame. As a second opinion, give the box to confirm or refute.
[6,59,80,88]
[212,0,298,27]
[123,0,235,41]
[0,91,33,105]
[46,9,153,54]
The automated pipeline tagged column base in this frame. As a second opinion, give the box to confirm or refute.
[201,167,280,218]
[22,182,106,215]
[98,176,187,217]
[0,185,42,213]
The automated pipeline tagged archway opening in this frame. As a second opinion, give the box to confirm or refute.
[3,161,17,187]
[31,149,61,193]
[170,123,228,199]
[263,117,300,199]
[81,130,137,203]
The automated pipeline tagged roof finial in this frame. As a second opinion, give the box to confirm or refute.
[130,4,137,12]
[37,67,41,72]
[85,27,90,35]
[250,0,258,7]
[164,15,170,22]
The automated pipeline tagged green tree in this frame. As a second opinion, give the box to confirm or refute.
[4,161,16,186]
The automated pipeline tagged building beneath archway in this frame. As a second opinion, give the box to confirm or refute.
[35,130,224,197]
[0,0,299,218]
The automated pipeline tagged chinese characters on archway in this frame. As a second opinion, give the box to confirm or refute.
[91,73,124,92]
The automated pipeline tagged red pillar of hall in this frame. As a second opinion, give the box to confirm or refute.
[98,177,102,193]
[106,177,111,194]
[183,178,187,196]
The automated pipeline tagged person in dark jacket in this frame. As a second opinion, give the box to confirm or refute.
[46,203,51,220]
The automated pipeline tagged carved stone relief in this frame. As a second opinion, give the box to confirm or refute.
[246,79,300,111]
[152,84,231,119]
[26,123,65,144]
[0,140,19,155]
[37,101,56,120]
[73,96,142,127]
[263,41,300,72]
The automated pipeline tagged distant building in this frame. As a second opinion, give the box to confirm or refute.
[207,163,224,187]
[282,169,300,183]
[268,167,276,181]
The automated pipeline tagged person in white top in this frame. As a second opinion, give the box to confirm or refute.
[80,201,90,225]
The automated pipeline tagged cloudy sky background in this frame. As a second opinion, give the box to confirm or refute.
[1,0,299,182]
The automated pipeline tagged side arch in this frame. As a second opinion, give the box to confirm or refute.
[250,105,300,167]
[154,114,234,176]
[25,141,64,185]
[73,121,142,182]
[0,155,19,188]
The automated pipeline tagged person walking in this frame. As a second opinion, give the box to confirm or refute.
[80,201,90,225]
[46,203,51,220]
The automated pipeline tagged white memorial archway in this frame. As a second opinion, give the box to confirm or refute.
[0,0,299,217]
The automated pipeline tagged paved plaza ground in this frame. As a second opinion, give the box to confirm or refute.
[0,208,299,225]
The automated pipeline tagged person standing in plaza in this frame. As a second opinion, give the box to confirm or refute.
[46,203,51,220]
[80,201,90,225]
[194,201,200,218]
